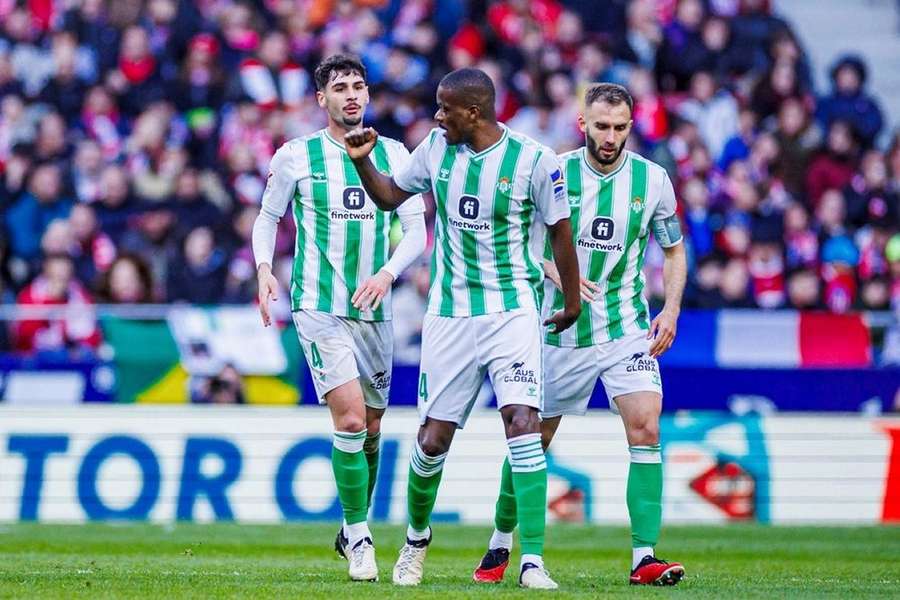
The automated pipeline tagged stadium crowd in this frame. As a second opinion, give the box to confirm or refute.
[1,0,899,356]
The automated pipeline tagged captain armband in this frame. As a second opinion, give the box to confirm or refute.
[651,214,683,248]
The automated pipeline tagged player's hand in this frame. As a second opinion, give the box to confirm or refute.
[352,269,394,312]
[579,277,600,303]
[648,308,678,358]
[344,127,378,160]
[257,265,279,327]
[544,305,581,334]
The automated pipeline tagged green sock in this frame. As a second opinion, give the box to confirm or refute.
[494,457,518,534]
[407,440,447,532]
[508,434,547,557]
[332,430,369,525]
[364,433,381,509]
[627,445,663,547]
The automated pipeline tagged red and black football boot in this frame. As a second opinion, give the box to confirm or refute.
[472,547,510,583]
[629,555,685,586]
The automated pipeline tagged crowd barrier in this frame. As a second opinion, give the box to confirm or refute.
[2,406,897,524]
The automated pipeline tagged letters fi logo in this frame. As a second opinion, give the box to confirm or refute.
[458,195,480,220]
[591,217,615,241]
[343,186,365,210]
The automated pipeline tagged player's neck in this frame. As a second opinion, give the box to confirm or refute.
[468,122,504,154]
[585,147,627,175]
[325,122,353,146]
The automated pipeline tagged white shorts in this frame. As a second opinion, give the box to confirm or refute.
[417,308,542,429]
[542,333,662,417]
[292,310,392,409]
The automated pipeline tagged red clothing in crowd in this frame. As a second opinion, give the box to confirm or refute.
[13,277,103,353]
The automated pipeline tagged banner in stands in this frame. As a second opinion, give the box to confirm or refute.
[1,407,897,524]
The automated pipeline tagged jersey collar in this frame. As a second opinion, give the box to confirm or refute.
[581,147,629,179]
[463,124,508,159]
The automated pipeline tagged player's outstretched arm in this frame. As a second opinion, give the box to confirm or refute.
[648,241,686,358]
[544,218,582,333]
[345,127,413,210]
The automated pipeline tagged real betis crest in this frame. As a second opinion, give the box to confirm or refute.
[631,196,643,213]
[498,176,511,193]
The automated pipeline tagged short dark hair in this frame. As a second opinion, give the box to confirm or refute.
[585,83,633,115]
[438,68,496,118]
[314,54,367,91]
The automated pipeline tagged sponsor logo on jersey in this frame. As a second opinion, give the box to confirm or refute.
[577,238,623,252]
[503,361,538,385]
[459,195,479,219]
[311,172,326,182]
[343,187,366,210]
[371,370,392,390]
[626,352,658,374]
[438,168,451,181]
[591,217,615,241]
[568,194,580,207]
[449,195,492,231]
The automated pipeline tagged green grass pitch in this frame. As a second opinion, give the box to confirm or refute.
[1,523,898,598]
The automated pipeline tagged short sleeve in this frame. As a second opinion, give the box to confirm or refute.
[529,149,570,225]
[384,140,427,216]
[393,131,435,195]
[653,173,678,220]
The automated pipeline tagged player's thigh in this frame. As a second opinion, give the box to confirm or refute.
[541,344,603,419]
[599,333,663,419]
[417,314,484,429]
[348,320,393,411]
[482,308,543,412]
[323,378,367,432]
[292,310,360,405]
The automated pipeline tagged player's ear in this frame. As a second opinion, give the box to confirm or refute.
[316,90,326,108]
[577,113,586,134]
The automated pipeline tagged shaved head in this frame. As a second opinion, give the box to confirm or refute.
[438,68,496,121]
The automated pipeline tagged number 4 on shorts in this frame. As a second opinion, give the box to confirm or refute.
[418,372,428,400]
[309,342,323,368]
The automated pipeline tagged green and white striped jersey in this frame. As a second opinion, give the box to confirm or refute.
[261,129,425,321]
[544,149,679,347]
[394,126,569,317]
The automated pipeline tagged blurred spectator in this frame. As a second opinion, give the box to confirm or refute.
[97,253,155,303]
[191,364,246,404]
[817,55,884,149]
[786,268,821,309]
[11,254,102,354]
[677,70,738,159]
[844,151,899,230]
[69,203,116,288]
[107,26,167,117]
[806,121,859,206]
[772,96,820,200]
[237,31,309,110]
[94,165,141,243]
[719,257,753,307]
[392,261,431,364]
[821,235,860,313]
[167,226,227,304]
[5,163,72,261]
[655,0,707,92]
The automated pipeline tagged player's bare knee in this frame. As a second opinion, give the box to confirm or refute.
[628,420,660,446]
[417,427,451,456]
[336,414,366,433]
[365,413,382,437]
[503,406,540,438]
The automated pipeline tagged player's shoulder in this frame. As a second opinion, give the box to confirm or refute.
[627,150,669,181]
[273,131,321,160]
[557,148,583,165]
[375,134,406,151]
[505,126,553,157]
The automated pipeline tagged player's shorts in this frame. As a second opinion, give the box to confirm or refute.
[417,307,543,429]
[292,309,392,409]
[542,332,662,417]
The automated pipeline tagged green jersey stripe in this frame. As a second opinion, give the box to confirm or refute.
[290,189,308,310]
[520,151,544,310]
[546,155,582,346]
[371,142,391,321]
[606,158,647,339]
[306,135,334,313]
[633,233,651,330]
[492,137,524,311]
[340,153,362,319]
[575,177,614,346]
[435,146,459,316]
[461,157,486,315]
